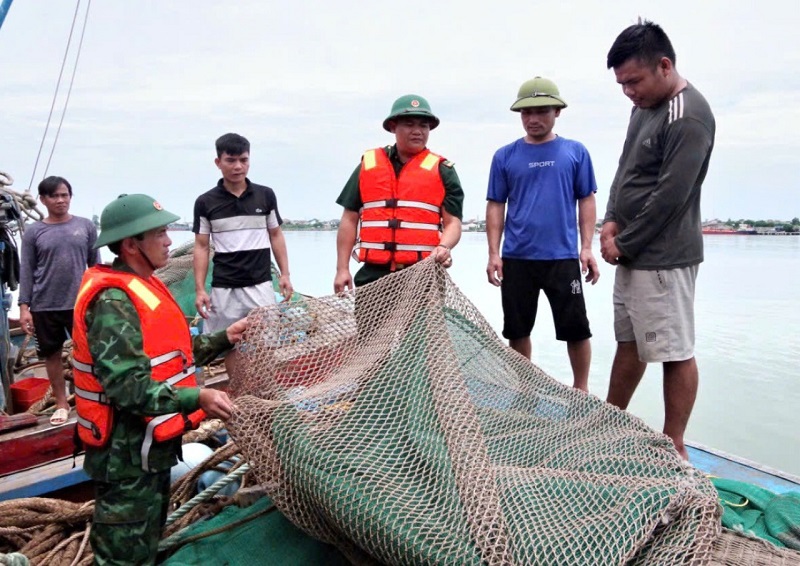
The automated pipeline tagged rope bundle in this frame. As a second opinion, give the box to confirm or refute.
[0,442,249,565]
[0,186,44,232]
[0,499,93,566]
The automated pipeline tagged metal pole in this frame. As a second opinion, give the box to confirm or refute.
[0,0,15,33]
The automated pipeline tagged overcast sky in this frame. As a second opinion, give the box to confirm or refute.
[1,1,798,223]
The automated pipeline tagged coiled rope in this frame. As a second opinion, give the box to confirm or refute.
[0,186,43,233]
[0,499,93,566]
[0,442,249,565]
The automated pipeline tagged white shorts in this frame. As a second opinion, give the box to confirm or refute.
[613,265,698,363]
[203,280,277,334]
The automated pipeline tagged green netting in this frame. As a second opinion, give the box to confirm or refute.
[227,261,729,565]
[161,496,349,565]
[712,477,800,550]
[167,268,211,319]
[267,307,697,565]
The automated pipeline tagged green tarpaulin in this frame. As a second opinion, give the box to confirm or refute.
[161,496,349,565]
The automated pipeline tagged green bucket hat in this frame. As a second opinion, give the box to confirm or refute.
[383,94,440,131]
[510,76,568,111]
[94,194,180,249]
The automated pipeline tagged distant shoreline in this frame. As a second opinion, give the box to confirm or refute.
[701,231,799,236]
[165,226,800,235]
[160,218,800,235]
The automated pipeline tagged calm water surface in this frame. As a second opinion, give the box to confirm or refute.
[171,230,800,476]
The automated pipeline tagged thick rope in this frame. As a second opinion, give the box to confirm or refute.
[37,527,85,566]
[165,463,250,528]
[0,501,92,562]
[170,441,240,504]
[0,439,244,563]
[68,525,91,566]
[181,418,225,445]
[0,499,93,529]
[0,187,44,231]
[158,500,274,555]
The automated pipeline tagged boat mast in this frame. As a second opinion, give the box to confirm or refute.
[0,0,14,32]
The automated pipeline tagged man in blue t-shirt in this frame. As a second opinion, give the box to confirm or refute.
[486,76,599,391]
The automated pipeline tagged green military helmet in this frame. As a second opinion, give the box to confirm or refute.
[510,76,568,111]
[94,194,180,249]
[383,94,440,131]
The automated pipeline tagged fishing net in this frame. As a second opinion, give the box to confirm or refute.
[223,259,796,565]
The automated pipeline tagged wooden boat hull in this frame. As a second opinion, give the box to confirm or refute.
[0,412,76,476]
[686,440,800,494]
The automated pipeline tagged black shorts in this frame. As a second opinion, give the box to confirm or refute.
[501,258,591,342]
[31,309,74,358]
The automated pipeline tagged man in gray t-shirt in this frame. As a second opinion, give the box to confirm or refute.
[600,21,715,460]
[18,176,98,424]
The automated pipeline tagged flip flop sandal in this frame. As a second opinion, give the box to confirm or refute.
[50,408,69,426]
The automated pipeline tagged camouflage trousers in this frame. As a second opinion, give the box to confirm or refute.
[90,471,171,565]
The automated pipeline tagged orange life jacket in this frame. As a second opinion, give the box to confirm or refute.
[72,265,205,471]
[355,147,445,266]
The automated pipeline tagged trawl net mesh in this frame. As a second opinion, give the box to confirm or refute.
[223,259,781,565]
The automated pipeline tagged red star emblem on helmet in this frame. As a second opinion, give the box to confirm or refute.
[410,100,420,107]
[153,201,163,211]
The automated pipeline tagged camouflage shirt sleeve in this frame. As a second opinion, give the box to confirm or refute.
[86,288,210,416]
[193,328,232,367]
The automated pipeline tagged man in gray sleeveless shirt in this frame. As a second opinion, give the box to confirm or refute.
[18,176,99,424]
[599,21,715,460]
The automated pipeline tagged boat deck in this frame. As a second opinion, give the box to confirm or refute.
[687,440,800,494]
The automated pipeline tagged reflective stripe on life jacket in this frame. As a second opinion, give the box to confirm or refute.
[355,147,445,266]
[72,265,206,472]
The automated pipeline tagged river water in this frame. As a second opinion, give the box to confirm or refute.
[170,230,800,476]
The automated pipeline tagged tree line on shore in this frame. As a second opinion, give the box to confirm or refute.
[91,216,800,233]
[717,218,800,231]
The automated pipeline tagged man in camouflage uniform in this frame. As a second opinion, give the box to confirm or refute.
[76,194,247,565]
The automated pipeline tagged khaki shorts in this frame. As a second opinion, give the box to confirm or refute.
[613,265,698,363]
[203,280,277,334]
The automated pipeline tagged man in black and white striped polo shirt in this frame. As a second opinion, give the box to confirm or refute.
[193,133,293,373]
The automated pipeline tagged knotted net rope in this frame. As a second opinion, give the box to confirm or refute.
[226,258,800,565]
